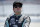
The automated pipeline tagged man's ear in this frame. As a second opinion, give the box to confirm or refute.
[13,8,15,12]
[13,8,14,10]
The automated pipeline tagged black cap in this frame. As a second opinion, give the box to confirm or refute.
[13,2,23,8]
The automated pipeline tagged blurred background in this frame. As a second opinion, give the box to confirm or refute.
[0,0,40,27]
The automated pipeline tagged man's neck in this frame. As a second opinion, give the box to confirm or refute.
[14,13,21,16]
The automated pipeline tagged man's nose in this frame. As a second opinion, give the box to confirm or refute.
[17,7,20,9]
[17,7,19,8]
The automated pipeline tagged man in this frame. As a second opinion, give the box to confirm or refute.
[4,1,31,27]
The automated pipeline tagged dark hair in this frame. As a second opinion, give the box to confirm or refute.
[13,2,23,8]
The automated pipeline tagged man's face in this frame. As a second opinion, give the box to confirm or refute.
[13,7,22,13]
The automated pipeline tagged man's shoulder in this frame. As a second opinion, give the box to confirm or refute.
[6,14,14,20]
[22,14,30,20]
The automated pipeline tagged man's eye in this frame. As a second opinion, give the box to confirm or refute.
[15,7,17,8]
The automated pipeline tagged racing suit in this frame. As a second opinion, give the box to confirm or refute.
[4,14,31,27]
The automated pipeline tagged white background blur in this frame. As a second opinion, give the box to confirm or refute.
[0,0,40,27]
